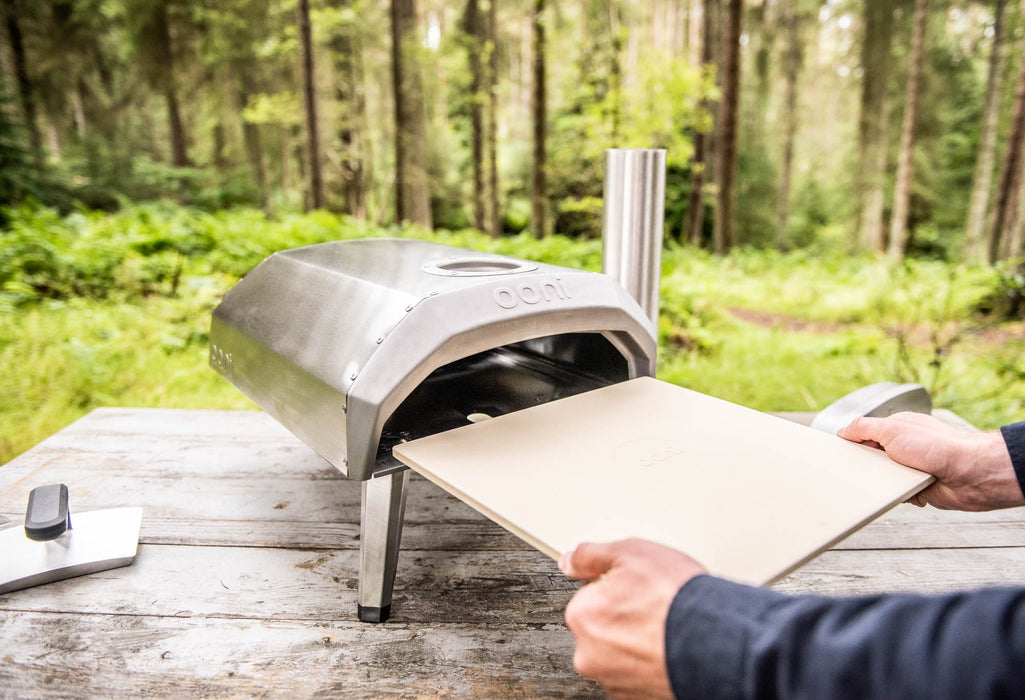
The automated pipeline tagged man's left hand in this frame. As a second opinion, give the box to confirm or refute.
[560,538,707,700]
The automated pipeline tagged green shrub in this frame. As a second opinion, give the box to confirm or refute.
[976,260,1025,320]
[554,196,604,238]
[3,202,1024,468]
[502,197,530,234]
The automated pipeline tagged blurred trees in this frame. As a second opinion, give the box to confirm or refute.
[888,0,928,259]
[965,0,1005,262]
[855,0,894,253]
[775,0,802,245]
[391,0,431,227]
[1,0,1025,262]
[530,0,545,238]
[298,0,325,209]
[2,0,40,165]
[715,0,741,253]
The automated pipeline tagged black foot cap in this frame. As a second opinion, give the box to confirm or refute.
[358,603,391,623]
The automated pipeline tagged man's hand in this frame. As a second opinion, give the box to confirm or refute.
[839,412,1023,511]
[559,539,707,700]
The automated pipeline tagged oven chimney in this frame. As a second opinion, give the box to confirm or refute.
[601,148,667,327]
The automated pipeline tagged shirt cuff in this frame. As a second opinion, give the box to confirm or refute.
[1000,421,1025,501]
[664,575,788,700]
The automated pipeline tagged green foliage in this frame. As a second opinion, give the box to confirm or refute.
[502,197,531,234]
[548,53,709,208]
[0,291,254,463]
[735,146,780,247]
[616,56,705,160]
[903,14,985,259]
[2,204,1023,465]
[785,179,833,249]
[0,96,40,212]
[976,259,1025,319]
[0,202,376,308]
[554,196,604,238]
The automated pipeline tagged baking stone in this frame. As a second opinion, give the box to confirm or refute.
[393,376,934,586]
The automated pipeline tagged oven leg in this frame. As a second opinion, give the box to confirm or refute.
[358,470,409,623]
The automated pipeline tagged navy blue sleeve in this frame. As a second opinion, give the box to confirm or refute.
[665,575,1025,700]
[1001,421,1025,500]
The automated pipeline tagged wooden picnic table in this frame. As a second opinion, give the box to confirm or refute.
[1,407,1023,697]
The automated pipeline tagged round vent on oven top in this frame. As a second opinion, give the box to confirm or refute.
[421,258,538,277]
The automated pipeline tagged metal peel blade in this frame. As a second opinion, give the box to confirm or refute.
[0,507,143,594]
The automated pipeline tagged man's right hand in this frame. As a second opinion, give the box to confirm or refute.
[839,412,1024,511]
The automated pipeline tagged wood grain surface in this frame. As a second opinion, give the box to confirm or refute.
[1,406,1022,697]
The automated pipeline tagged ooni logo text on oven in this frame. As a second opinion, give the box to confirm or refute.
[210,344,233,377]
[492,278,570,309]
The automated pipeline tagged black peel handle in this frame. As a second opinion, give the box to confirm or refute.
[25,483,71,541]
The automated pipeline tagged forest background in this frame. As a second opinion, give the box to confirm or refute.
[1,0,1024,464]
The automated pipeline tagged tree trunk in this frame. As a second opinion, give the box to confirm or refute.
[990,46,1025,262]
[856,0,894,253]
[707,0,723,192]
[685,0,716,246]
[887,0,928,260]
[530,0,547,238]
[713,0,741,254]
[1006,158,1025,258]
[965,0,1005,262]
[682,0,692,60]
[212,123,227,169]
[776,0,801,246]
[752,0,775,143]
[331,0,367,219]
[391,0,433,228]
[608,0,623,144]
[486,0,501,237]
[71,80,87,140]
[150,3,189,168]
[165,86,188,168]
[281,126,293,193]
[2,0,42,165]
[298,0,324,211]
[293,122,306,185]
[466,0,486,230]
[237,65,269,210]
[966,3,1007,261]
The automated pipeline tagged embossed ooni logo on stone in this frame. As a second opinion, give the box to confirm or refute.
[612,438,687,470]
[492,277,570,309]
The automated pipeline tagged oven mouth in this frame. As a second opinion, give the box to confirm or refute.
[374,332,628,474]
[421,257,539,277]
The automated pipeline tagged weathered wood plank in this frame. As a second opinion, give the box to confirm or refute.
[41,406,292,440]
[777,546,1025,596]
[5,405,1020,699]
[3,510,1022,557]
[3,539,1023,626]
[3,495,1021,552]
[0,612,599,698]
[0,544,576,625]
[0,473,484,524]
[836,518,1025,550]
